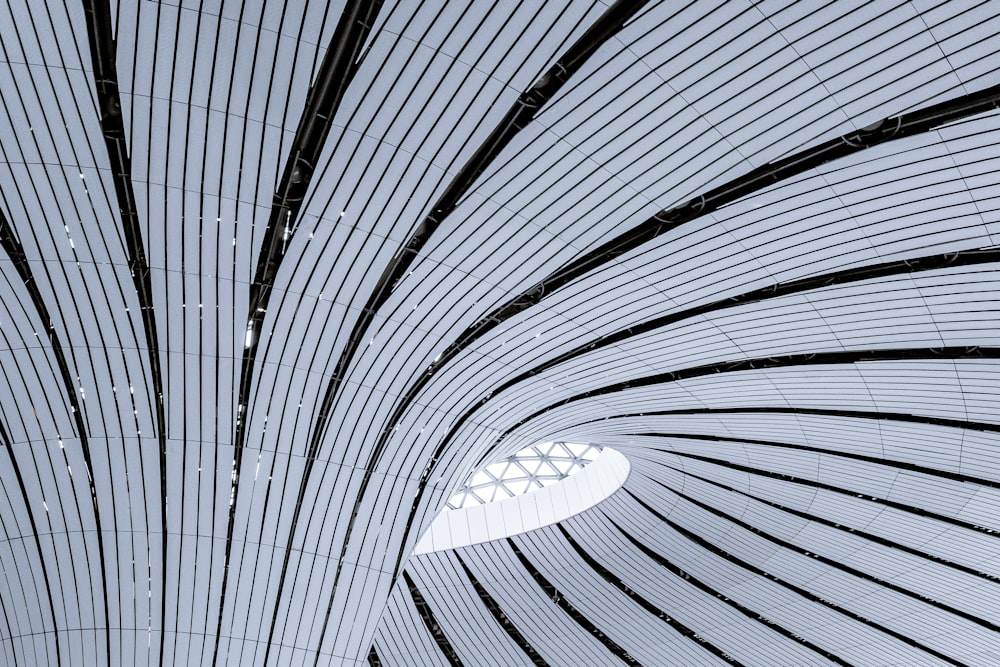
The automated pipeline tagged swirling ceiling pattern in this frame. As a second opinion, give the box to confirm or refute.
[0,1,999,665]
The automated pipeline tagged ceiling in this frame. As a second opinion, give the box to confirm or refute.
[1,0,999,665]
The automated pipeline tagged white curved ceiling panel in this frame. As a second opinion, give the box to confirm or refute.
[2,0,1000,665]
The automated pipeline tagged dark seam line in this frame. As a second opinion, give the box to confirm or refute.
[304,0,653,641]
[392,248,1000,577]
[572,517,851,667]
[394,140,1000,572]
[460,83,1000,342]
[308,0,652,483]
[355,0,652,331]
[170,0,224,659]
[661,449,1000,539]
[454,553,550,666]
[503,248,998,426]
[425,85,1000,442]
[226,1,385,662]
[452,248,1000,468]
[652,458,1000,584]
[634,430,1000,490]
[556,525,754,665]
[192,1,383,664]
[403,571,465,667]
[0,477,18,667]
[80,1,163,663]
[622,490,969,667]
[491,346,1000,451]
[266,3,387,661]
[507,538,642,666]
[644,474,1000,635]
[0,546,17,667]
[575,406,1000,435]
[202,1,271,664]
[0,421,60,665]
[2,212,110,666]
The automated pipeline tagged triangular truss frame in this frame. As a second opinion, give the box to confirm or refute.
[446,442,601,510]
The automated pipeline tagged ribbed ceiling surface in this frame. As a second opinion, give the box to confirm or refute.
[0,0,999,665]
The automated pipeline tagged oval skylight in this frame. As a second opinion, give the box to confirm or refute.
[445,441,602,509]
[415,443,629,554]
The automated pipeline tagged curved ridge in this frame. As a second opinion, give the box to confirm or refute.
[386,86,1000,582]
[3,4,1000,665]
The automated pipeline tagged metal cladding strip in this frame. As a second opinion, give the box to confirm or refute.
[356,0,651,326]
[403,571,465,667]
[476,249,1000,419]
[0,557,14,666]
[430,248,1000,475]
[245,0,385,316]
[505,538,644,667]
[424,84,1000,388]
[0,418,60,665]
[620,492,969,667]
[636,431,1000,491]
[577,407,1000,435]
[2,210,111,664]
[0,527,11,665]
[662,449,1000,539]
[306,0,652,652]
[489,347,1000,456]
[206,1,384,663]
[654,460,1000,585]
[79,0,162,662]
[646,476,1000,636]
[454,554,550,667]
[388,84,1000,576]
[556,523,850,666]
[309,0,652,469]
[553,524,751,665]
[394,352,997,577]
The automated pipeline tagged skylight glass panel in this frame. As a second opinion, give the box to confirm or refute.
[445,442,602,510]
